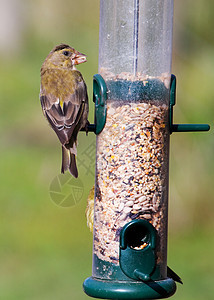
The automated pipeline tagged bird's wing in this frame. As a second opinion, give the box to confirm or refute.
[40,70,88,146]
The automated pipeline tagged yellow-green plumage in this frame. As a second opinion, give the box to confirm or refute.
[85,186,95,232]
[40,69,84,100]
[40,44,89,177]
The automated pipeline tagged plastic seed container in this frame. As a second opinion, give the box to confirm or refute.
[84,1,176,299]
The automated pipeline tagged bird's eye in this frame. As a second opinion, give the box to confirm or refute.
[63,51,69,56]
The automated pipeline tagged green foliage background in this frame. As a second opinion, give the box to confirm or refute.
[0,0,213,299]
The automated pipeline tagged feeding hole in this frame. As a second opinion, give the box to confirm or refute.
[126,222,150,250]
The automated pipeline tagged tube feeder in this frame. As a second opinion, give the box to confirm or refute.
[83,1,210,299]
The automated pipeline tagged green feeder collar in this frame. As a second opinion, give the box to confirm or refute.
[83,277,176,300]
[82,73,210,135]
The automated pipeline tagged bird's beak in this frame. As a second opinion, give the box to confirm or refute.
[72,51,87,65]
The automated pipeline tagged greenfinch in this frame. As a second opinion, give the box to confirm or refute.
[40,44,89,177]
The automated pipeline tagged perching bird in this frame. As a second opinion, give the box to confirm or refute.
[85,186,183,284]
[40,44,89,177]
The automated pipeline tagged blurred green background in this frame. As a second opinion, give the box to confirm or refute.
[0,0,213,299]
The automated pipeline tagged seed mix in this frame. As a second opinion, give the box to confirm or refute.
[94,72,170,269]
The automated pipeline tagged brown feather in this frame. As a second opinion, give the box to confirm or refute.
[51,44,72,52]
[61,146,69,173]
[69,152,78,178]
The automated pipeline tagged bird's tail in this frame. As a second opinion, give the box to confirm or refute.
[61,146,78,178]
[167,266,183,284]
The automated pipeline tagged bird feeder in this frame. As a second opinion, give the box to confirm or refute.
[83,1,209,299]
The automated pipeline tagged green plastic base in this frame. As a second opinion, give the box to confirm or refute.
[83,277,176,300]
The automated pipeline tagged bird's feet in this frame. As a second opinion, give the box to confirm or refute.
[85,120,90,136]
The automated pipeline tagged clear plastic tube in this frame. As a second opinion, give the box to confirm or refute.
[93,0,174,280]
[99,0,174,78]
